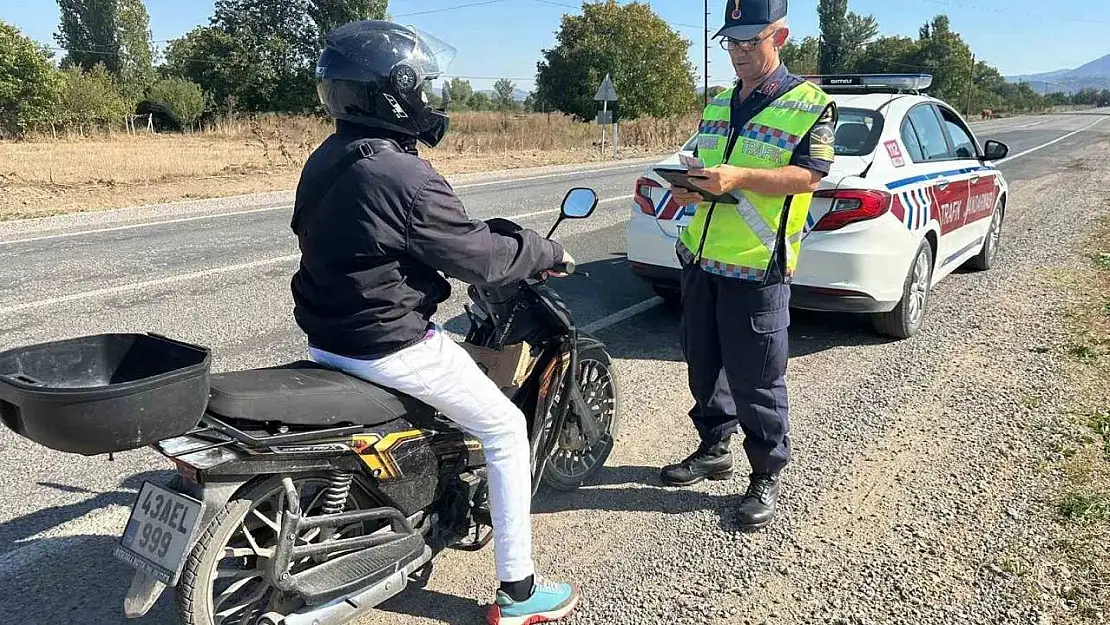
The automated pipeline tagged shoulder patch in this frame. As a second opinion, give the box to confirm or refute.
[811,125,834,146]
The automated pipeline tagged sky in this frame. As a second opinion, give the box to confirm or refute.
[4,0,1110,92]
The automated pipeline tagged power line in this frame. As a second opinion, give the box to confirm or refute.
[393,0,511,18]
[526,0,702,30]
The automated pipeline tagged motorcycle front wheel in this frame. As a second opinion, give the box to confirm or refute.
[540,339,621,491]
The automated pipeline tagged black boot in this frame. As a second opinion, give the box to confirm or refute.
[660,440,734,486]
[734,472,780,531]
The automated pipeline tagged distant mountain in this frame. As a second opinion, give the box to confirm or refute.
[1007,53,1110,94]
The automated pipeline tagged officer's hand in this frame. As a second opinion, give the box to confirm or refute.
[688,165,746,195]
[669,186,703,206]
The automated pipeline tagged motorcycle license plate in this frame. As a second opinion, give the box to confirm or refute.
[112,481,205,586]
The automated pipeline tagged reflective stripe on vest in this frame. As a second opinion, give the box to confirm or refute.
[679,80,830,282]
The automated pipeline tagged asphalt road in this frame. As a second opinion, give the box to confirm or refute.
[0,112,1105,624]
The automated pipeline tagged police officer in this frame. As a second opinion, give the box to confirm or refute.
[660,0,837,532]
[292,20,579,624]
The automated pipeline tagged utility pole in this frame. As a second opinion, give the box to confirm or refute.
[966,53,975,118]
[704,0,710,108]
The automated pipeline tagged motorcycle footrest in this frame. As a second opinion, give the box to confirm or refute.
[286,532,426,606]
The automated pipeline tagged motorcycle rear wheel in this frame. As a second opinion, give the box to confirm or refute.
[176,474,380,625]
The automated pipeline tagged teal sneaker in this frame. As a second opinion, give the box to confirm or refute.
[486,578,579,625]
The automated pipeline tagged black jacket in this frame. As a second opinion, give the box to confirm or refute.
[290,122,564,359]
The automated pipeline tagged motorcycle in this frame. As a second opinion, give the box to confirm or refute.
[0,187,620,625]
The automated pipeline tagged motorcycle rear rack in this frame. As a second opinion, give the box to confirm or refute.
[164,413,367,457]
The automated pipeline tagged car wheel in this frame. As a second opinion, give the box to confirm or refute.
[964,199,1003,271]
[652,284,682,311]
[871,240,933,339]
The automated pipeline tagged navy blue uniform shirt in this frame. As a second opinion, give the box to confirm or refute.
[696,63,837,176]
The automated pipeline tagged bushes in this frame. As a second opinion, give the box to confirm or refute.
[0,21,61,138]
[145,77,205,128]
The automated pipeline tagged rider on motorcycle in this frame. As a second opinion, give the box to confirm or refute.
[289,20,579,625]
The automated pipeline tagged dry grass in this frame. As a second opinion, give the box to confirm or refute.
[1054,215,1110,622]
[0,111,696,220]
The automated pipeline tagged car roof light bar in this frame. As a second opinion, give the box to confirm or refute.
[802,74,934,94]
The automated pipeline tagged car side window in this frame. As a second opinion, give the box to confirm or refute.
[900,118,926,162]
[906,105,953,161]
[936,106,978,159]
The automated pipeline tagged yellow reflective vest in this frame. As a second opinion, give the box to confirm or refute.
[678,79,831,282]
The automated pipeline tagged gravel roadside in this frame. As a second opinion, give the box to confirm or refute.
[362,128,1110,625]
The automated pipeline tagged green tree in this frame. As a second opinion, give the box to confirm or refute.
[915,15,973,105]
[493,78,517,111]
[781,36,819,75]
[163,26,251,112]
[468,91,492,111]
[116,0,155,100]
[533,0,697,121]
[163,0,389,114]
[445,77,473,110]
[0,21,61,137]
[55,0,121,73]
[55,62,131,127]
[147,77,205,126]
[842,12,878,68]
[850,35,920,74]
[817,0,848,74]
[307,0,389,40]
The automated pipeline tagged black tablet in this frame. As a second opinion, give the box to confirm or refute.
[652,167,738,204]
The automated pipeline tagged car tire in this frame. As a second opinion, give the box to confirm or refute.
[964,199,1003,271]
[871,239,933,339]
[652,285,682,311]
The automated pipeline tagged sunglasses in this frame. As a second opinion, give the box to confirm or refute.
[719,28,779,51]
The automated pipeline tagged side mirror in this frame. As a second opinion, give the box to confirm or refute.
[561,187,598,219]
[983,139,1009,161]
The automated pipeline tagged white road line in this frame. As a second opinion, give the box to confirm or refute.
[0,204,291,246]
[997,116,1106,164]
[0,195,634,316]
[0,163,645,246]
[582,297,663,333]
[0,255,300,316]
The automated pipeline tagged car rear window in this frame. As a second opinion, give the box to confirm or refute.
[833,108,883,156]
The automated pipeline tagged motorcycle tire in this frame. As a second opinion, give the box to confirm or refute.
[540,338,621,491]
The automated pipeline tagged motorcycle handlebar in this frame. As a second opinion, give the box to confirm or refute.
[551,261,575,275]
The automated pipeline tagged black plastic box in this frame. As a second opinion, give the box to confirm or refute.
[0,333,212,456]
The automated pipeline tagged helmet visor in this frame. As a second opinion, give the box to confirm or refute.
[405,25,456,81]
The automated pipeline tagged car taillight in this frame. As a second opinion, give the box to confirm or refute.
[633,176,662,216]
[811,189,892,231]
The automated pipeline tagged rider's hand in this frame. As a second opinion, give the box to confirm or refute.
[544,249,575,278]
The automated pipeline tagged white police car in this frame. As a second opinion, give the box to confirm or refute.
[626,74,1010,339]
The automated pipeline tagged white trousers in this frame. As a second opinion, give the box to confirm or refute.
[308,329,535,582]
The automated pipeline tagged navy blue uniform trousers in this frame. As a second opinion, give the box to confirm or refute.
[678,261,792,475]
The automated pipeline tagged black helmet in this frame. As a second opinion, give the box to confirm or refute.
[315,20,455,147]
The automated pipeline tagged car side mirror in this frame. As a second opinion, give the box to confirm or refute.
[983,140,1009,161]
[561,187,598,219]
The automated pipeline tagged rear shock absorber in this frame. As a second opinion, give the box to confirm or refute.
[322,470,353,515]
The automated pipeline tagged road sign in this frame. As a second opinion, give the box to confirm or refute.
[596,110,614,125]
[594,74,618,102]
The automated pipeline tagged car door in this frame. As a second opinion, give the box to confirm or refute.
[898,103,971,267]
[935,104,1001,252]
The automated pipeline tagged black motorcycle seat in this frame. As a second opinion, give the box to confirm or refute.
[206,361,437,427]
